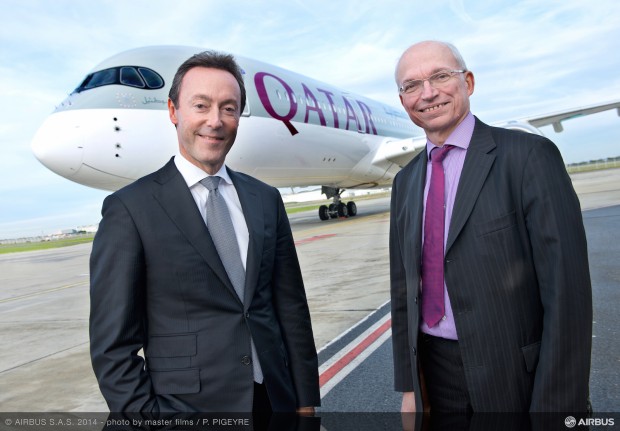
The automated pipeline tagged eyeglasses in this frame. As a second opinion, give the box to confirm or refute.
[398,70,466,95]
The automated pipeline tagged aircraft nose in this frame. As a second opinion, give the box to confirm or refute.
[31,111,84,178]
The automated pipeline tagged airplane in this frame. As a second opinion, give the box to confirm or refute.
[31,45,620,221]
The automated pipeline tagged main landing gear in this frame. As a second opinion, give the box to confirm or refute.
[318,186,358,221]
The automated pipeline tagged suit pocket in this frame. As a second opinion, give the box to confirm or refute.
[150,368,200,395]
[521,341,541,373]
[475,210,517,237]
[146,333,197,369]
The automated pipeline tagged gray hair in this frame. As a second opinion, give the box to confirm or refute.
[395,41,468,84]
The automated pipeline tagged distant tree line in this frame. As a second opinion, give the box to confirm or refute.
[566,155,620,173]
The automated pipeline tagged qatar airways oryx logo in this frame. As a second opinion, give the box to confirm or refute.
[565,416,615,428]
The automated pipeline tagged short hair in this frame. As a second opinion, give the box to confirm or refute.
[444,41,467,70]
[395,41,468,84]
[168,50,246,113]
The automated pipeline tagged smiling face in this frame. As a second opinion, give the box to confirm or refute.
[396,41,475,145]
[168,67,241,175]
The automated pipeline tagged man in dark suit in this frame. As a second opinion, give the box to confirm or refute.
[89,51,320,415]
[390,41,592,414]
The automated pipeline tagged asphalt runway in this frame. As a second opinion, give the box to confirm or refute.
[0,168,618,414]
[318,203,620,413]
[0,195,394,412]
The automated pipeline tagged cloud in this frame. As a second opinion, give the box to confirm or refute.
[0,0,619,238]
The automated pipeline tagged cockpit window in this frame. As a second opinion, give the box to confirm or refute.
[81,68,117,90]
[73,66,164,93]
[139,67,164,88]
[120,67,145,88]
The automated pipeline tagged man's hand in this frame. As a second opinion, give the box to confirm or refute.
[297,406,315,415]
[401,392,416,412]
[401,392,418,431]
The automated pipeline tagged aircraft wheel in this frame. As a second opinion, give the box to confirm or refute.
[329,203,338,219]
[319,205,330,221]
[347,201,357,216]
[337,202,349,218]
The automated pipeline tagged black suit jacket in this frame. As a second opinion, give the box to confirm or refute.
[89,158,320,412]
[390,118,592,412]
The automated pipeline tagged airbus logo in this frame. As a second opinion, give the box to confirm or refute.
[565,416,615,428]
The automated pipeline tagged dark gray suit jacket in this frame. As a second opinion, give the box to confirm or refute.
[89,158,320,412]
[390,118,592,412]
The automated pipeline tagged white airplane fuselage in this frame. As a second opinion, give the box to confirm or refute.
[32,46,423,193]
[31,45,620,218]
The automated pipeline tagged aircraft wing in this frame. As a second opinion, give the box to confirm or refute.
[521,99,620,133]
[372,136,428,168]
[372,99,620,171]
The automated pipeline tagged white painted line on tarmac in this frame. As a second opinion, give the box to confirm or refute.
[317,299,390,354]
[319,311,392,398]
[0,281,88,303]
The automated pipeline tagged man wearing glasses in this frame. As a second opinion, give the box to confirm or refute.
[389,41,592,415]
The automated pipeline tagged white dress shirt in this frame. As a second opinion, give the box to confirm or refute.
[174,154,249,270]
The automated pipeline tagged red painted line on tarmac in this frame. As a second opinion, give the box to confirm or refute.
[294,234,337,246]
[319,318,392,388]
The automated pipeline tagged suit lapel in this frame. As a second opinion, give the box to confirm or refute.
[446,119,496,253]
[228,168,264,310]
[407,153,428,268]
[152,159,240,303]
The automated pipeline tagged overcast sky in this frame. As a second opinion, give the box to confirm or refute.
[1,0,619,239]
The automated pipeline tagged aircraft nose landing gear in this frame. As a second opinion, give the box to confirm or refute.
[318,187,358,221]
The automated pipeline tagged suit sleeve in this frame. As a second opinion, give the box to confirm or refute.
[389,176,415,392]
[271,192,321,408]
[522,139,593,412]
[89,194,158,412]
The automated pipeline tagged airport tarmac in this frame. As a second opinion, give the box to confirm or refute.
[0,168,619,413]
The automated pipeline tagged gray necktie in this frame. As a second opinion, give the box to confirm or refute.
[201,176,245,301]
[200,175,263,383]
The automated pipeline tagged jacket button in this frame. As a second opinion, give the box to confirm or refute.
[241,355,252,366]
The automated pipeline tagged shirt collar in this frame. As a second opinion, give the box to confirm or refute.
[426,112,475,157]
[174,153,233,188]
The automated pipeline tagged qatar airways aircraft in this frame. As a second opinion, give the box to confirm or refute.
[31,46,620,220]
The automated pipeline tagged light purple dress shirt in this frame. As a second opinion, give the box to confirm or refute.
[420,112,475,340]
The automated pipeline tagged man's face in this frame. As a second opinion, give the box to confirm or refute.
[396,42,474,144]
[168,67,241,175]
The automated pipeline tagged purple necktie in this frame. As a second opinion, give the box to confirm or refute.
[422,145,455,328]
